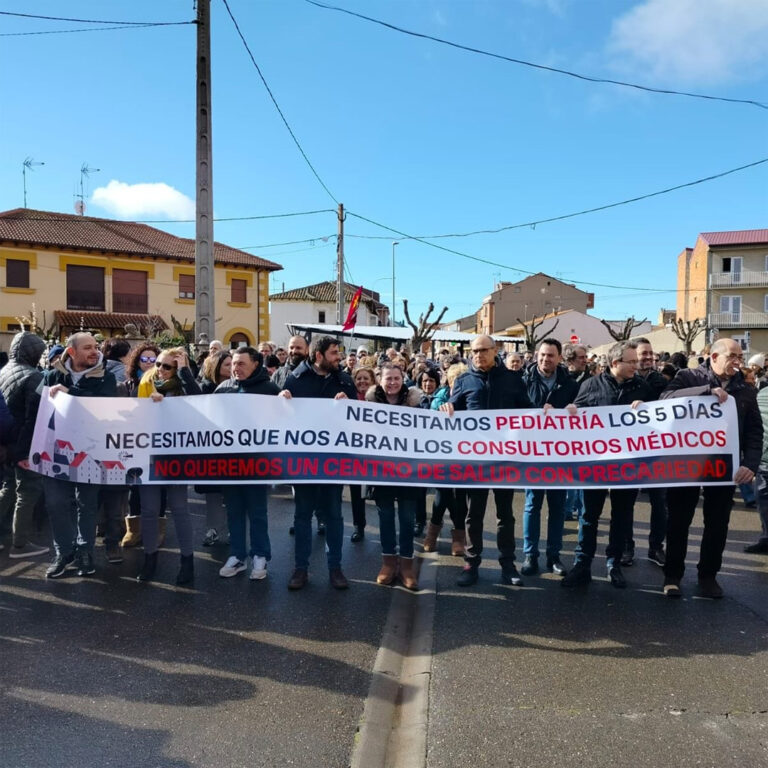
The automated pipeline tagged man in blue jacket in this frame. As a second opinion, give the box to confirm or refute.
[279,336,356,590]
[442,335,532,587]
[520,338,579,577]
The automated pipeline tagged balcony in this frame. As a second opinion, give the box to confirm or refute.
[709,271,768,288]
[707,312,768,328]
[66,290,105,312]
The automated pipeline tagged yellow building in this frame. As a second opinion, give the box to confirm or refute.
[0,208,281,350]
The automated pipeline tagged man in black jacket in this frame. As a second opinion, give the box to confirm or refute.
[520,339,580,577]
[271,335,309,390]
[562,341,655,590]
[0,331,49,559]
[215,348,280,582]
[660,337,762,598]
[32,333,117,579]
[279,336,356,590]
[442,335,532,587]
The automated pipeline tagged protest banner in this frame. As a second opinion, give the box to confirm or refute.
[28,389,739,489]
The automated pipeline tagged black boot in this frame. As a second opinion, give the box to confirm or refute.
[136,552,158,583]
[176,555,194,585]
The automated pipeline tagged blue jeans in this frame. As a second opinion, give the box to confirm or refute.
[564,488,583,519]
[293,484,343,571]
[522,488,566,559]
[374,486,416,558]
[224,485,270,561]
[45,478,99,556]
[573,488,637,569]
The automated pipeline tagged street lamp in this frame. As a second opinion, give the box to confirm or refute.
[392,241,399,326]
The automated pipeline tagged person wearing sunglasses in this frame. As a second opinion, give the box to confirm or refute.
[135,347,201,585]
[119,343,162,549]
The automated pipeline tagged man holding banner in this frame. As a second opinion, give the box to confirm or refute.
[442,334,532,587]
[279,336,357,591]
[660,338,761,599]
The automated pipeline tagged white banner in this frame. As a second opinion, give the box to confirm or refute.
[28,389,739,488]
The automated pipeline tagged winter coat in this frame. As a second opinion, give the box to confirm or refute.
[448,358,532,412]
[105,358,127,383]
[137,366,201,398]
[271,360,304,390]
[283,360,356,400]
[0,390,12,450]
[38,352,117,398]
[638,368,668,399]
[661,361,762,472]
[573,371,655,408]
[215,365,280,396]
[524,364,580,408]
[422,385,450,411]
[0,332,46,461]
[365,385,425,407]
[758,387,768,465]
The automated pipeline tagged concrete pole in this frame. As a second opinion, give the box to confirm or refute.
[336,203,344,324]
[195,0,215,349]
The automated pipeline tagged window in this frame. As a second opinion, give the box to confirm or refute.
[764,294,768,313]
[318,310,326,323]
[722,256,742,282]
[66,265,105,311]
[6,259,29,288]
[229,332,250,348]
[178,273,195,299]
[230,278,247,303]
[112,269,147,313]
[719,295,741,321]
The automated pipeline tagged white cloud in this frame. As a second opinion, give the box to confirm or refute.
[91,180,195,220]
[607,0,768,84]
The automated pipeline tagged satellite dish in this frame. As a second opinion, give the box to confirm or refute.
[74,200,86,215]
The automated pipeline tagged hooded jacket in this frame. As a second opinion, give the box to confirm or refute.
[365,384,425,407]
[283,359,356,400]
[448,358,532,412]
[215,364,280,396]
[524,363,580,408]
[38,351,117,398]
[0,332,46,460]
[661,360,762,472]
[271,357,307,390]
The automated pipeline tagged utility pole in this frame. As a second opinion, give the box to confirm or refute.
[336,203,345,324]
[195,0,215,348]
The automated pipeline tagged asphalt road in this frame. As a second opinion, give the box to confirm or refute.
[1,487,767,768]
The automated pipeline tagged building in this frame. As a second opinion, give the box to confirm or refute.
[269,281,389,348]
[677,229,768,353]
[477,273,594,335]
[0,208,282,350]
[500,309,652,350]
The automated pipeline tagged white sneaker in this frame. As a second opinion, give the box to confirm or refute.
[219,556,247,577]
[250,556,268,580]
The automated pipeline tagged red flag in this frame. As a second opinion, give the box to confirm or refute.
[342,286,363,331]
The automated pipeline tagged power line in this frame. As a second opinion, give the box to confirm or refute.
[346,210,679,294]
[346,157,768,241]
[236,235,336,249]
[220,0,339,204]
[0,22,194,37]
[2,209,334,224]
[304,0,768,112]
[0,10,189,25]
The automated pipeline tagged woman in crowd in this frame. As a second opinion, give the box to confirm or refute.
[119,342,162,549]
[199,350,232,394]
[136,347,201,584]
[422,362,469,555]
[419,367,449,410]
[102,338,131,384]
[366,363,423,589]
[196,350,232,546]
[349,366,378,541]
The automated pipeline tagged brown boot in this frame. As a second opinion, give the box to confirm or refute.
[376,555,399,586]
[121,516,142,548]
[451,528,465,557]
[399,556,419,590]
[158,517,167,548]
[422,522,442,552]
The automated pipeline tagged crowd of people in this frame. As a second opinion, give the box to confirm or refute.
[0,328,765,599]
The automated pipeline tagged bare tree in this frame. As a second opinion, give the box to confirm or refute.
[669,317,705,355]
[516,314,560,353]
[403,300,449,351]
[599,316,648,342]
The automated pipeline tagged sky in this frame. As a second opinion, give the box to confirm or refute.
[1,0,767,328]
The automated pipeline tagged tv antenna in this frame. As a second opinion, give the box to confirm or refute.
[75,162,100,215]
[22,157,44,208]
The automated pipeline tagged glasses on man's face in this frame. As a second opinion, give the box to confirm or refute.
[471,347,494,355]
[725,353,744,361]
[140,355,157,364]
[619,359,638,365]
[157,362,176,371]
